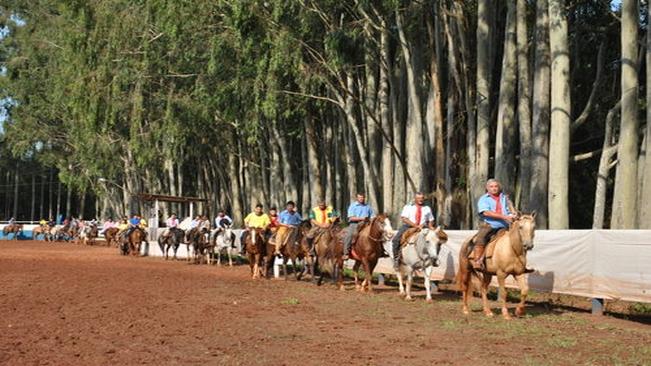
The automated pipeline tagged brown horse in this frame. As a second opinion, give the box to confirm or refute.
[458,213,536,319]
[3,224,23,240]
[245,228,267,279]
[126,228,147,256]
[313,223,345,289]
[265,222,313,280]
[104,227,119,247]
[349,214,391,292]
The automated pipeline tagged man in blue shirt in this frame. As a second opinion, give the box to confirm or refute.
[343,193,375,260]
[124,214,142,239]
[472,179,517,269]
[274,201,303,255]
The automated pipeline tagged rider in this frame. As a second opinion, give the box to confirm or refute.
[214,210,233,232]
[274,201,303,255]
[472,179,517,270]
[124,214,142,239]
[240,204,271,255]
[8,217,16,225]
[306,199,335,250]
[161,213,180,239]
[100,217,115,235]
[342,193,375,260]
[392,192,436,271]
[268,206,279,232]
[47,217,56,228]
[39,218,48,227]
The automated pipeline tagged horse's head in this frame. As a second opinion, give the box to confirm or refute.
[368,214,391,241]
[421,226,448,258]
[515,212,536,251]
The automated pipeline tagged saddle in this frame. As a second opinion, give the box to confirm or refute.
[400,228,422,247]
[466,229,507,260]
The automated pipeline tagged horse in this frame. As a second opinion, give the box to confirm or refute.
[314,223,345,289]
[124,227,147,256]
[396,227,448,302]
[458,213,536,319]
[103,227,119,247]
[2,223,23,240]
[31,225,50,240]
[244,228,267,279]
[349,214,392,292]
[78,223,98,245]
[209,225,236,266]
[263,223,311,280]
[278,220,314,281]
[158,228,185,260]
[185,227,211,264]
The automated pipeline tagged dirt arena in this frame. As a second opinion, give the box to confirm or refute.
[1,241,650,366]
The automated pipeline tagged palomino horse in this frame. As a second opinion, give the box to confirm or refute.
[458,213,536,319]
[265,222,313,280]
[396,227,448,302]
[104,227,119,247]
[31,225,50,240]
[158,228,185,260]
[209,225,236,266]
[245,228,267,279]
[2,224,23,240]
[349,214,392,292]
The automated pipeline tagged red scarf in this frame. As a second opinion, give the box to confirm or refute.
[491,194,502,214]
[415,204,422,225]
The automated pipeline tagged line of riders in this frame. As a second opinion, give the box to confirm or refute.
[5,178,536,318]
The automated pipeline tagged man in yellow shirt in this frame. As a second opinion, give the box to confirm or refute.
[305,199,336,250]
[240,204,271,255]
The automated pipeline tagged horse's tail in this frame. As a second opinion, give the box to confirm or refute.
[456,238,480,292]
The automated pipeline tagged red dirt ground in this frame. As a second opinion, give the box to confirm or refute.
[1,240,650,366]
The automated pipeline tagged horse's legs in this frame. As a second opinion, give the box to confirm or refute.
[397,269,405,296]
[405,272,413,301]
[362,260,373,293]
[496,273,511,320]
[424,266,433,303]
[514,274,528,317]
[481,273,494,317]
[352,261,361,290]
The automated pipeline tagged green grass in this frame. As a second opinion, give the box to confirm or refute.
[281,297,300,305]
[546,336,577,349]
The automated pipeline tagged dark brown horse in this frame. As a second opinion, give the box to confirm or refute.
[104,227,119,247]
[458,213,536,319]
[349,214,391,292]
[3,224,23,240]
[265,222,313,280]
[245,228,267,279]
[185,227,211,264]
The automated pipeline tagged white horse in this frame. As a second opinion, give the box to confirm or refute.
[396,227,448,302]
[209,225,236,266]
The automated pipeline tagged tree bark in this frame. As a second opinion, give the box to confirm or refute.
[31,174,36,221]
[593,102,620,228]
[13,168,19,219]
[548,0,571,229]
[379,22,393,214]
[474,0,492,227]
[495,0,518,195]
[529,0,551,228]
[641,3,651,229]
[611,0,640,229]
[516,0,532,210]
[305,117,324,202]
[396,9,425,193]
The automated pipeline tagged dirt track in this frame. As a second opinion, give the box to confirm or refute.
[1,240,650,366]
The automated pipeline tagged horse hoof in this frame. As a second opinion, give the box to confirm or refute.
[502,310,512,320]
[484,311,495,318]
[405,296,414,302]
[462,308,470,315]
[515,307,525,317]
[425,298,433,304]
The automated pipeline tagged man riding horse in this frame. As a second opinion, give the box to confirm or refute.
[392,192,436,271]
[305,199,336,252]
[240,204,271,255]
[472,179,517,270]
[274,201,303,255]
[342,193,375,260]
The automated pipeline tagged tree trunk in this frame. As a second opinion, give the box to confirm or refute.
[305,117,324,202]
[228,142,243,225]
[31,174,36,221]
[39,174,45,219]
[474,0,492,226]
[379,21,393,214]
[641,3,651,229]
[529,0,551,228]
[495,0,518,195]
[79,189,86,219]
[611,0,640,229]
[426,2,446,222]
[516,0,532,210]
[548,0,571,229]
[396,9,425,193]
[56,179,61,221]
[593,102,620,228]
[65,185,72,217]
[13,168,19,219]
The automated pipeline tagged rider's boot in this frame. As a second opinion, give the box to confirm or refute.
[472,245,485,270]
